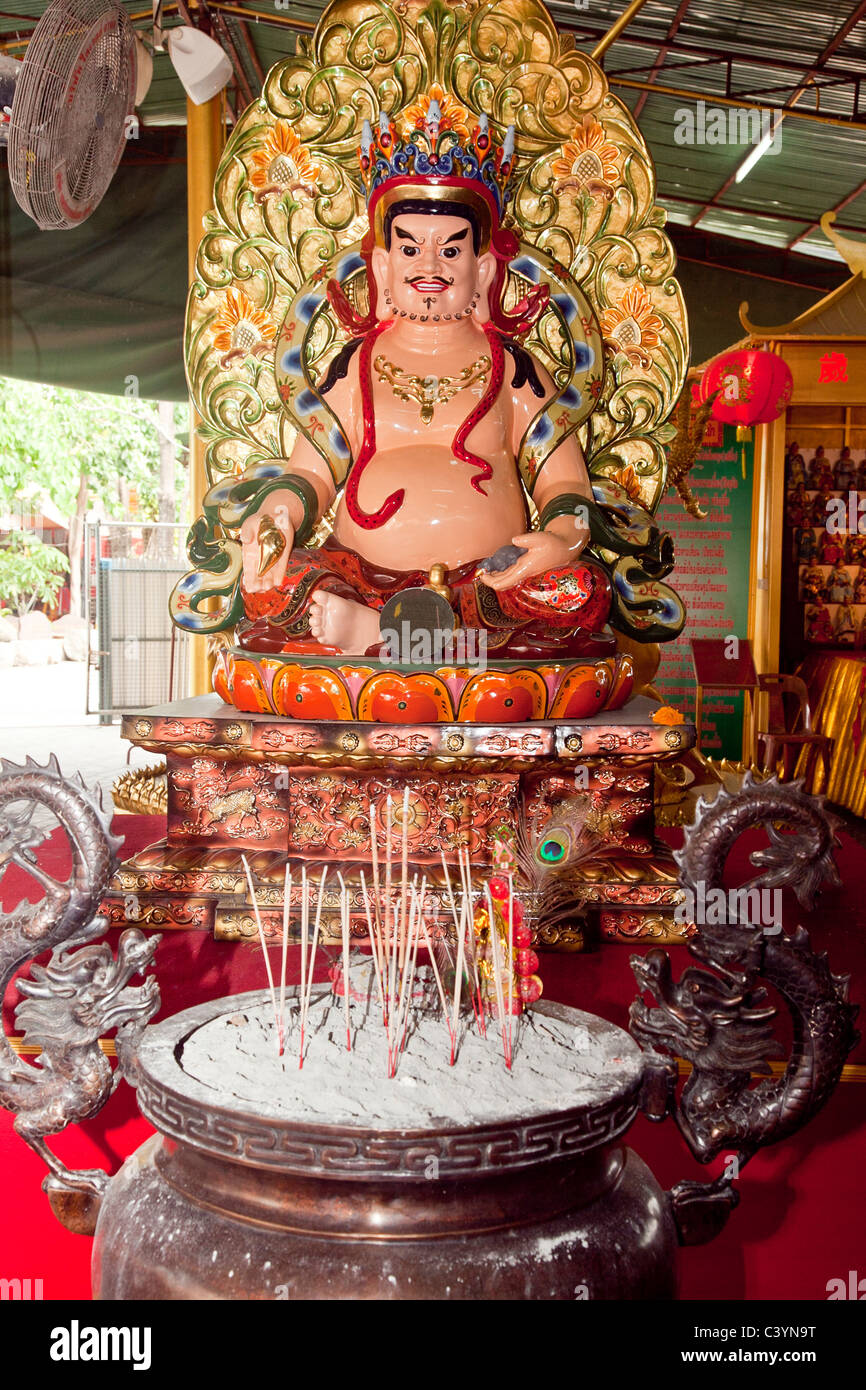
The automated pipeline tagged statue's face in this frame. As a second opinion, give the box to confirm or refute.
[371,211,496,322]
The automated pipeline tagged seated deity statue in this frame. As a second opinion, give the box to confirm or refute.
[826,559,854,605]
[801,562,826,602]
[820,530,845,567]
[835,446,856,492]
[236,177,608,660]
[179,103,680,678]
[807,446,829,490]
[805,602,833,644]
[795,527,817,564]
[834,599,857,645]
[786,484,810,530]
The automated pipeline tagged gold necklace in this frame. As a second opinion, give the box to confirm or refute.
[374,353,491,425]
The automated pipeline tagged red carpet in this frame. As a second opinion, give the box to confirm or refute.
[1,813,863,1301]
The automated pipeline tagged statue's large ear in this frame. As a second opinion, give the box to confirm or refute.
[477,250,496,292]
[371,245,389,297]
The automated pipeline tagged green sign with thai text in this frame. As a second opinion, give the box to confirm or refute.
[654,423,754,760]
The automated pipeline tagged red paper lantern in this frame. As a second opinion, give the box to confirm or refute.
[694,348,793,476]
[696,348,793,431]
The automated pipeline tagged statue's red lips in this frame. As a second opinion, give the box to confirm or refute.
[410,278,448,293]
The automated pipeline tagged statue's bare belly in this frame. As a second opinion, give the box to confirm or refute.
[332,444,529,571]
[331,369,531,570]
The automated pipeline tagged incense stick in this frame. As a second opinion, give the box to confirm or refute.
[360,869,385,1015]
[440,850,463,941]
[299,866,327,1068]
[459,847,486,1036]
[398,786,410,969]
[421,911,455,1061]
[450,887,469,1063]
[384,793,393,953]
[395,879,424,1062]
[241,854,280,1052]
[485,881,510,1069]
[278,863,291,1056]
[390,880,417,1073]
[369,798,383,938]
[507,873,515,1068]
[297,864,308,1064]
[338,874,352,1051]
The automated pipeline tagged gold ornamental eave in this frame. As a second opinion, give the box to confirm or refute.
[739,274,866,339]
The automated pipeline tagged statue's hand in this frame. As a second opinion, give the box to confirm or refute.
[240,492,296,593]
[480,531,575,591]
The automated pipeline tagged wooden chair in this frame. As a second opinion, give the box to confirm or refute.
[690,637,759,762]
[755,673,833,786]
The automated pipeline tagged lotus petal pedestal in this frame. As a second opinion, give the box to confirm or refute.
[213,649,635,724]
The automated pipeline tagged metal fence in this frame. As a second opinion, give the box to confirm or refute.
[84,522,191,718]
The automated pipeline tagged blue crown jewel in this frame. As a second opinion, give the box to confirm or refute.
[358,95,516,223]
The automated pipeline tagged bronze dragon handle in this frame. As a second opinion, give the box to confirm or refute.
[0,758,161,1235]
[630,773,859,1246]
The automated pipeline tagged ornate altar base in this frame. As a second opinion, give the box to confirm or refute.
[106,695,694,948]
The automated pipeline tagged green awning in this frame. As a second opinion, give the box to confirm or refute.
[0,133,188,400]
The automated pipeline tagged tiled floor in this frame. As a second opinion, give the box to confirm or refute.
[0,661,99,729]
[0,666,154,830]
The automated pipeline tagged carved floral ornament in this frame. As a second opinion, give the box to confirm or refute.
[213,290,276,367]
[551,114,621,200]
[186,0,687,515]
[600,286,665,370]
[249,123,322,201]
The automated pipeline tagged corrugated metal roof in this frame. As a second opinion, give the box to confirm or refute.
[1,0,864,262]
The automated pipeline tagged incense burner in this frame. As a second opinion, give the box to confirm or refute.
[92,992,678,1301]
[1,763,857,1302]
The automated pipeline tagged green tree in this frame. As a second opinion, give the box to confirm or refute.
[0,378,188,614]
[0,530,69,617]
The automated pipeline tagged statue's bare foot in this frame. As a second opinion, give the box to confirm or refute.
[309,592,381,655]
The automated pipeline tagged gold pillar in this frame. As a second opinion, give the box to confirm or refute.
[186,94,223,695]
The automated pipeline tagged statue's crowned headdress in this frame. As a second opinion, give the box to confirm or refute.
[358,96,516,252]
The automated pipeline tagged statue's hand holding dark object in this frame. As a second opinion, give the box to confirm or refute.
[479,542,528,575]
[629,775,859,1246]
[480,533,573,592]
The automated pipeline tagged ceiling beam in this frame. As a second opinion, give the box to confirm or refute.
[692,0,866,227]
[208,10,255,106]
[786,176,866,249]
[661,189,866,236]
[235,16,265,86]
[555,16,866,86]
[206,4,314,32]
[633,0,693,121]
[669,223,847,292]
[602,42,865,90]
[611,76,866,131]
[0,2,315,52]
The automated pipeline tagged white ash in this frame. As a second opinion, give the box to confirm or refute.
[177,977,642,1129]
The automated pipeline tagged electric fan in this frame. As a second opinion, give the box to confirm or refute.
[7,0,137,230]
